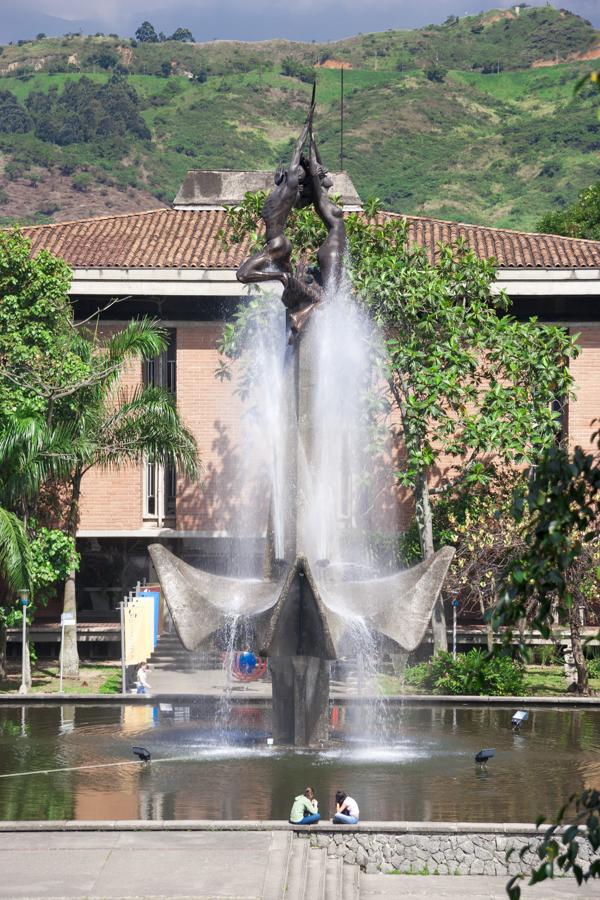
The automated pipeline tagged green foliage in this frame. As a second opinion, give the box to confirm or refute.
[586,656,600,679]
[404,650,525,695]
[0,230,84,423]
[0,509,31,594]
[28,525,79,602]
[494,445,600,641]
[402,661,430,687]
[425,65,447,83]
[0,91,31,134]
[169,28,195,43]
[537,182,600,241]
[280,57,315,84]
[88,49,119,70]
[135,22,159,44]
[22,76,150,145]
[506,788,600,898]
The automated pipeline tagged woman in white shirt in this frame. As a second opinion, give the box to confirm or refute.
[332,790,359,824]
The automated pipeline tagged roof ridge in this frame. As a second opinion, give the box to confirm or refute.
[385,211,600,247]
[17,206,600,248]
[21,207,173,232]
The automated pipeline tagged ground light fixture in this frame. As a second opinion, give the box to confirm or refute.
[511,710,529,731]
[132,746,151,762]
[475,748,495,766]
[17,589,29,695]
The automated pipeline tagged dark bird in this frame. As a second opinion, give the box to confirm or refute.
[475,748,495,764]
[132,746,151,762]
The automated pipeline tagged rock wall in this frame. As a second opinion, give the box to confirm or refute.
[302,826,594,875]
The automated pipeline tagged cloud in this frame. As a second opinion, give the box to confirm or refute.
[0,0,598,42]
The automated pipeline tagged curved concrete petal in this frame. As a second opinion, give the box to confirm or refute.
[148,543,289,651]
[314,545,456,652]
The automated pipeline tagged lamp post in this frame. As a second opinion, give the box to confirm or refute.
[18,589,30,695]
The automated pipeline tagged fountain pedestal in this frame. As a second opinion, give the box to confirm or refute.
[270,656,330,745]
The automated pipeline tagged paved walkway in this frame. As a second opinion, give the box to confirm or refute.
[361,873,599,898]
[1,830,598,900]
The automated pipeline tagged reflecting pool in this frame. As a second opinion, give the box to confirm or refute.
[0,702,598,822]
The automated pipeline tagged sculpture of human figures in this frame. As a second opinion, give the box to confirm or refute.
[236,107,314,289]
[308,135,346,292]
[237,92,348,338]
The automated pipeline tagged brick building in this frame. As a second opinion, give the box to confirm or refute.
[18,171,600,642]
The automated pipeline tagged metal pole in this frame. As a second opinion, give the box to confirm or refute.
[18,591,29,695]
[340,66,344,171]
[452,601,457,660]
[59,621,65,693]
[120,599,127,694]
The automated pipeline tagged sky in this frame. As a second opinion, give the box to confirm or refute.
[0,0,598,44]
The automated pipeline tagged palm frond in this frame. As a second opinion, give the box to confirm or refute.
[0,508,31,593]
[0,415,77,508]
[83,385,200,481]
[103,319,167,366]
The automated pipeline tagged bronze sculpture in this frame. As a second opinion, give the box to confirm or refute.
[236,98,347,337]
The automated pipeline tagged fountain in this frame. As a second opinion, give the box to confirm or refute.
[149,99,455,746]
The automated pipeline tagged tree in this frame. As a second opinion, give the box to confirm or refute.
[0,232,200,676]
[494,445,600,696]
[135,21,159,43]
[169,27,195,42]
[280,57,315,84]
[0,414,76,680]
[494,444,600,897]
[537,182,600,241]
[221,200,576,650]
[439,471,529,653]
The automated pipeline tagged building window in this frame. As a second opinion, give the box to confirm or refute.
[143,328,176,393]
[143,329,177,524]
[165,465,177,517]
[146,462,156,517]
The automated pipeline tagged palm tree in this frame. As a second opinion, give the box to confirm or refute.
[54,320,200,676]
[0,415,75,680]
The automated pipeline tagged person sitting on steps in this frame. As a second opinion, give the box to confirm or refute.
[332,790,359,824]
[289,786,320,825]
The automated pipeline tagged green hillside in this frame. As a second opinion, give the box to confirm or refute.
[0,5,598,230]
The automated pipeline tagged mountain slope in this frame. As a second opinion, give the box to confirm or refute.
[0,5,598,230]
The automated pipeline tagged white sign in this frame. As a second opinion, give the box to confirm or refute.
[61,613,75,626]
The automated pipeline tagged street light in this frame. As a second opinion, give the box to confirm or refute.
[18,589,29,695]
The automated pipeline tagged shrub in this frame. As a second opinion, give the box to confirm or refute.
[71,172,92,192]
[537,644,560,666]
[407,650,525,696]
[402,661,430,688]
[281,56,315,84]
[37,202,60,216]
[425,65,447,83]
[587,656,600,679]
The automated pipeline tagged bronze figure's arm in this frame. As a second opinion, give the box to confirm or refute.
[309,136,346,291]
[237,105,314,287]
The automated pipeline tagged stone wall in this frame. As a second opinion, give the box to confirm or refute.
[302,824,594,875]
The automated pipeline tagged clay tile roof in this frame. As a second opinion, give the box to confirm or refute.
[16,207,600,270]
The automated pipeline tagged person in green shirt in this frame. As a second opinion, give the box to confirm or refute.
[289,786,320,824]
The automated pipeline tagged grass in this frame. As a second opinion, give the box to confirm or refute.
[0,663,121,695]
[378,666,600,697]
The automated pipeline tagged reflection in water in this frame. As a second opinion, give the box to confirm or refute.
[0,703,598,823]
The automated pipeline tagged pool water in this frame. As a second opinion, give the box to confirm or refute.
[0,702,598,822]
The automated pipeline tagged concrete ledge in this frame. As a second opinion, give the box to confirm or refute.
[0,692,598,706]
[0,820,557,834]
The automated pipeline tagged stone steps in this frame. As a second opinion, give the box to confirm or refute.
[284,839,360,900]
